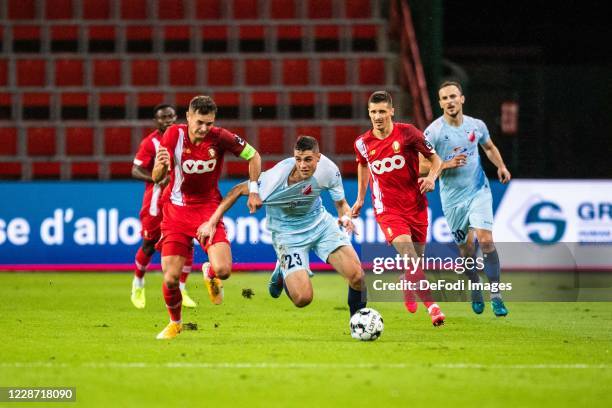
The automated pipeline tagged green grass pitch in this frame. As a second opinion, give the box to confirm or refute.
[0,272,610,407]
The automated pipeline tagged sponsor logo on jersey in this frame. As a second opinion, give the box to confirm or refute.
[182,159,217,174]
[370,155,406,175]
[392,141,401,153]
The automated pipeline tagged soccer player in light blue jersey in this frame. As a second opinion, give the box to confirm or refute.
[424,81,511,316]
[197,136,367,317]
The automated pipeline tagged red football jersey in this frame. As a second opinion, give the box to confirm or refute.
[161,124,248,206]
[354,122,435,216]
[133,129,164,217]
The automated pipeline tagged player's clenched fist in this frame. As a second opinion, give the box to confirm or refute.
[444,153,467,169]
[155,147,170,166]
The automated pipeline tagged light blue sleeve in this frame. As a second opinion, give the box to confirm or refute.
[318,156,345,202]
[423,122,438,149]
[477,119,491,144]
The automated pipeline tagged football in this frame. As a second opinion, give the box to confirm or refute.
[349,308,384,341]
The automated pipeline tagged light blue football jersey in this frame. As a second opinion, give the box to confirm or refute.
[258,154,345,234]
[424,115,490,209]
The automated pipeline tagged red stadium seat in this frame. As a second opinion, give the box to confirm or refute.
[65,127,95,156]
[137,92,165,119]
[0,60,7,86]
[126,26,153,53]
[245,59,272,86]
[120,0,148,19]
[263,160,277,170]
[98,93,127,120]
[93,59,121,86]
[233,0,258,19]
[0,94,12,120]
[341,160,357,177]
[104,127,132,155]
[158,0,185,20]
[12,26,41,53]
[60,93,89,120]
[201,26,228,52]
[55,59,84,86]
[319,59,346,85]
[295,126,322,149]
[314,25,340,52]
[45,0,73,20]
[0,127,18,156]
[333,126,361,154]
[82,0,110,19]
[213,92,240,119]
[22,93,51,120]
[207,59,234,86]
[276,26,302,52]
[345,0,372,18]
[352,25,378,52]
[130,59,159,86]
[196,0,223,20]
[327,92,353,119]
[168,59,197,86]
[308,0,333,19]
[109,162,133,178]
[8,0,36,20]
[225,161,250,177]
[0,162,22,179]
[27,127,56,156]
[71,162,99,179]
[270,0,296,19]
[239,26,265,52]
[164,26,191,53]
[16,59,45,86]
[173,92,192,117]
[359,58,385,85]
[282,59,309,85]
[88,26,115,53]
[251,92,277,120]
[289,92,315,119]
[50,25,78,52]
[257,127,284,154]
[32,162,61,179]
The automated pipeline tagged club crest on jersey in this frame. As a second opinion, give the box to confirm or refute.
[392,141,401,153]
[467,131,476,143]
[369,149,376,156]
[302,184,312,195]
[184,148,191,154]
[208,148,216,158]
[234,135,246,146]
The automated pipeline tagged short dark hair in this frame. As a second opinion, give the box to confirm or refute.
[153,104,176,117]
[438,80,463,94]
[294,135,319,153]
[189,95,217,115]
[368,90,393,107]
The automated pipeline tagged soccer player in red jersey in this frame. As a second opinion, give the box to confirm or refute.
[152,95,262,339]
[130,104,197,309]
[351,91,446,326]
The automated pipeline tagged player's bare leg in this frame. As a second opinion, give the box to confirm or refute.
[284,270,314,307]
[327,245,367,316]
[157,255,185,339]
[475,228,507,317]
[392,234,445,326]
[202,242,232,305]
[458,230,485,314]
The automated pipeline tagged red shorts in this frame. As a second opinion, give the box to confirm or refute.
[376,208,428,244]
[157,202,229,258]
[139,210,162,242]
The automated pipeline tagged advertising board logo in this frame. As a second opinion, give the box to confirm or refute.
[524,201,566,243]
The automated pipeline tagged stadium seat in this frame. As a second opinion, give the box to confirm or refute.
[168,59,197,86]
[55,59,84,86]
[0,127,18,156]
[213,92,240,119]
[201,26,228,53]
[282,59,309,85]
[270,0,296,19]
[245,59,272,86]
[233,0,258,19]
[45,0,73,20]
[12,26,41,53]
[120,0,148,19]
[333,126,361,154]
[196,0,223,20]
[93,59,121,87]
[289,92,315,119]
[224,125,248,145]
[263,160,277,170]
[0,28,3,53]
[257,127,284,154]
[327,92,353,119]
[104,127,132,155]
[207,59,234,86]
[164,26,191,53]
[98,93,127,120]
[88,26,115,53]
[82,0,110,19]
[0,60,7,86]
[341,160,357,176]
[65,127,95,156]
[251,92,277,120]
[0,93,12,120]
[27,127,56,156]
[308,0,333,19]
[319,59,346,85]
[126,26,153,53]
[239,26,265,52]
[137,92,165,119]
[16,59,46,86]
[295,126,322,149]
[109,162,133,178]
[60,93,89,120]
[130,59,159,86]
[22,93,51,120]
[50,25,79,52]
[276,26,302,52]
[0,162,22,179]
[32,162,61,179]
[70,162,99,179]
[314,25,340,52]
[345,0,372,18]
[8,0,36,20]
[359,58,385,85]
[225,161,249,177]
[352,25,378,52]
[173,92,193,117]
[158,0,185,20]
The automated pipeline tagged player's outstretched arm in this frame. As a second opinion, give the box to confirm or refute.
[152,147,170,183]
[418,153,442,193]
[246,151,263,213]
[132,164,153,182]
[196,181,249,243]
[351,163,370,217]
[481,139,511,183]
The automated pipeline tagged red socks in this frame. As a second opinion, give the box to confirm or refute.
[162,282,182,322]
[134,247,152,279]
[403,266,435,308]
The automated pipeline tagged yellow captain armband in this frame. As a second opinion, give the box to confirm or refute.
[240,143,256,160]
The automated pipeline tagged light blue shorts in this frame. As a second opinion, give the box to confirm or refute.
[443,186,494,244]
[271,212,351,277]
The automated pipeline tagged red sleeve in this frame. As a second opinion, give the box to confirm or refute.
[404,125,435,158]
[354,138,368,165]
[218,128,249,157]
[160,126,179,169]
[133,135,155,169]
